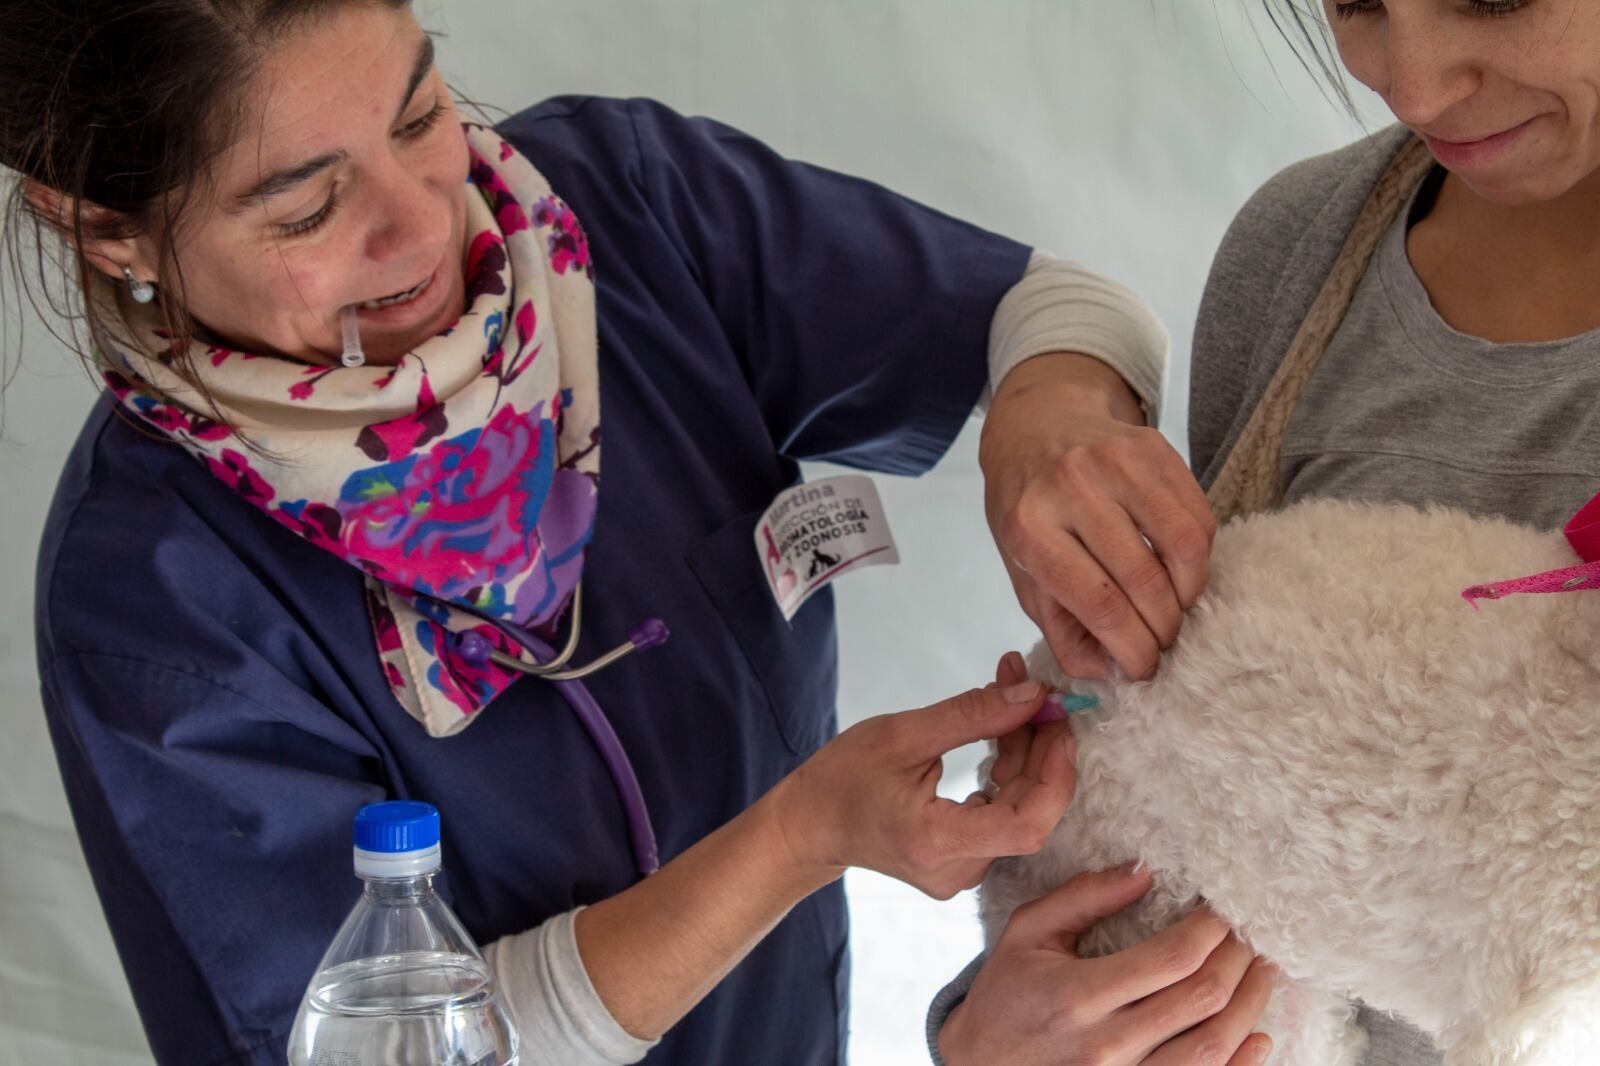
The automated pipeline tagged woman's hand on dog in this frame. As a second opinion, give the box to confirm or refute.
[765,655,1076,900]
[940,866,1276,1066]
[981,352,1215,681]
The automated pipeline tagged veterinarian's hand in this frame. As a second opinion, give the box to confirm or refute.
[981,352,1215,681]
[767,677,1075,900]
[940,867,1276,1066]
[985,650,1076,810]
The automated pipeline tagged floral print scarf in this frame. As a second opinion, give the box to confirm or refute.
[92,123,599,737]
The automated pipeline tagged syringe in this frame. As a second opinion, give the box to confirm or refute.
[340,305,365,368]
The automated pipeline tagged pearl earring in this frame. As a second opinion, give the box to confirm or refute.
[122,266,155,305]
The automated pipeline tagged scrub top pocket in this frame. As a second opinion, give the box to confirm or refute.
[685,508,839,757]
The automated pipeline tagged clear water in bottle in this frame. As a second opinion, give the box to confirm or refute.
[288,801,519,1066]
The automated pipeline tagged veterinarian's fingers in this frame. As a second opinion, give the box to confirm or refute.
[989,727,1029,792]
[1225,1033,1274,1066]
[1072,493,1185,653]
[1139,957,1277,1066]
[1018,533,1160,680]
[979,726,1081,845]
[1038,604,1112,680]
[999,865,1153,950]
[1135,456,1217,608]
[1023,719,1071,780]
[900,683,1050,763]
[1003,567,1107,681]
[1154,450,1217,544]
[1110,932,1255,1062]
[932,769,1069,858]
[1123,487,1214,614]
[996,651,1029,687]
[983,655,1033,790]
[989,688,1035,790]
[1087,908,1231,1009]
[991,720,1075,809]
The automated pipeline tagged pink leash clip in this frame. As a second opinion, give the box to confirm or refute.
[1461,491,1600,608]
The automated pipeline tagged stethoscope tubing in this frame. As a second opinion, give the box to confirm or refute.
[551,671,661,876]
[448,590,665,877]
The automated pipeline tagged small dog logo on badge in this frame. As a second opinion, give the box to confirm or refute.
[754,475,900,621]
[807,548,841,579]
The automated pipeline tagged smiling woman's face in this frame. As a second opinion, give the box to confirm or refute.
[1323,0,1600,205]
[129,3,470,366]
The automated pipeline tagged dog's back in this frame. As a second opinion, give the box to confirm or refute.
[980,498,1600,1066]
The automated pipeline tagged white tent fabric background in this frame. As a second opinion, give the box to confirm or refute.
[0,3,1379,1062]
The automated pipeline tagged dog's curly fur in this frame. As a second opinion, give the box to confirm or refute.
[979,498,1600,1066]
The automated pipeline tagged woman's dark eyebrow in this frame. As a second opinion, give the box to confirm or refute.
[393,36,437,125]
[233,150,351,210]
[231,36,437,212]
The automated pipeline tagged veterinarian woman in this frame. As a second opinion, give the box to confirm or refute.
[936,1,1600,1064]
[5,1,1258,1064]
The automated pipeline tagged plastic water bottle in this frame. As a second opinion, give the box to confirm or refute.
[287,801,520,1066]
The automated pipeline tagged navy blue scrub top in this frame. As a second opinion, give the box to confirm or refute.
[35,97,1029,1066]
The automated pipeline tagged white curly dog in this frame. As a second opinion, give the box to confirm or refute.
[979,497,1600,1066]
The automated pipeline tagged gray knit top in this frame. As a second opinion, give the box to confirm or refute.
[932,121,1600,1064]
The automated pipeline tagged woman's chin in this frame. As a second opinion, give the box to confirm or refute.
[1443,138,1600,209]
[1455,169,1590,209]
[354,334,423,367]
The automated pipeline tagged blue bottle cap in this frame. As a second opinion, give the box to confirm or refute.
[354,801,441,855]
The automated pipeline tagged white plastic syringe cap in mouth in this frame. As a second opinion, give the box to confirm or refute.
[339,305,365,368]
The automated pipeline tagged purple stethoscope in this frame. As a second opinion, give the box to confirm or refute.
[447,584,670,878]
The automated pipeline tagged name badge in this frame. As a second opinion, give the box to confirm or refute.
[755,474,900,621]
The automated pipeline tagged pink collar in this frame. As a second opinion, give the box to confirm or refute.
[1462,492,1600,607]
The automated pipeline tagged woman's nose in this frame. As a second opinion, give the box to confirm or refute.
[1378,14,1481,129]
[361,163,452,268]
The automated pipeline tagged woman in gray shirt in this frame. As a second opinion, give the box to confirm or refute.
[938,1,1600,1063]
